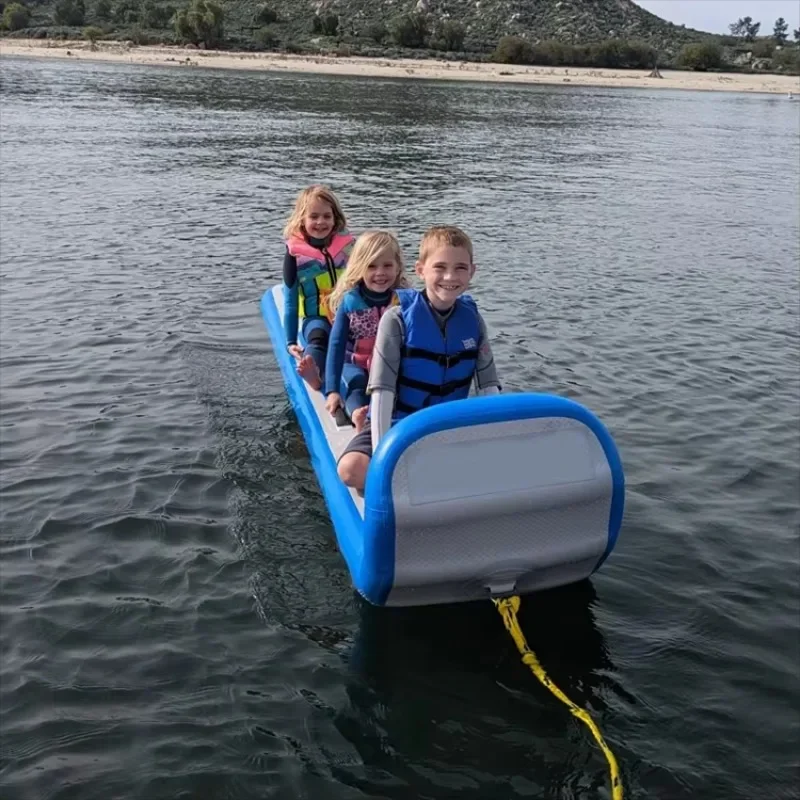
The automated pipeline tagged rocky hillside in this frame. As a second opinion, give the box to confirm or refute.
[273,0,708,51]
[3,0,716,59]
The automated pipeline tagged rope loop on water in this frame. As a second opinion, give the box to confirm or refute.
[492,595,623,800]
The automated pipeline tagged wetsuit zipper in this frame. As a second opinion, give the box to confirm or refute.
[322,248,337,290]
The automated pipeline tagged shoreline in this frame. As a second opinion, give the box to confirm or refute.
[2,38,800,95]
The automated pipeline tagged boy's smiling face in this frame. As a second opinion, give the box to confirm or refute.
[415,245,475,310]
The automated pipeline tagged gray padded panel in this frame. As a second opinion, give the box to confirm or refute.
[386,417,612,607]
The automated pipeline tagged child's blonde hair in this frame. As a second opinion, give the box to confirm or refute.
[418,224,474,263]
[282,184,348,240]
[329,230,409,314]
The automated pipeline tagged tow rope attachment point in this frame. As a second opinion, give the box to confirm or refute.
[493,595,623,800]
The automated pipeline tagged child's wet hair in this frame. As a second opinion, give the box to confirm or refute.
[418,225,474,263]
[328,230,409,315]
[283,184,347,239]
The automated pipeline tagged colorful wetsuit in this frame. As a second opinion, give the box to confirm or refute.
[282,229,353,379]
[325,283,397,417]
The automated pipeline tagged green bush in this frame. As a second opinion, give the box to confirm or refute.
[83,23,102,40]
[53,0,85,25]
[430,19,464,51]
[254,4,276,25]
[174,0,223,47]
[492,36,655,69]
[492,35,533,64]
[590,38,623,67]
[590,38,655,68]
[255,24,277,48]
[24,24,71,37]
[363,20,386,44]
[389,11,427,48]
[112,0,137,24]
[530,39,571,65]
[92,0,110,20]
[3,2,30,30]
[773,47,800,73]
[677,41,723,70]
[751,39,775,58]
[619,39,656,68]
[127,24,151,43]
[311,12,337,36]
[139,1,174,29]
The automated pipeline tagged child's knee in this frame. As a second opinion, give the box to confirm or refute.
[337,453,369,490]
[304,320,330,350]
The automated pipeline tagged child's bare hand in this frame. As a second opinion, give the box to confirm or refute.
[287,344,303,360]
[325,393,343,415]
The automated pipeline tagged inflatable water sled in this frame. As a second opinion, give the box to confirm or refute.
[261,284,625,607]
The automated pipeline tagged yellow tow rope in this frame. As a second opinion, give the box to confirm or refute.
[493,595,623,800]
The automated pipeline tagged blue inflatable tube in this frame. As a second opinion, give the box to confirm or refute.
[261,284,625,608]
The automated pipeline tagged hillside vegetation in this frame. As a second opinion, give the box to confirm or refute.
[2,0,799,73]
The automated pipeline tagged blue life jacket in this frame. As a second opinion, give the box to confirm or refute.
[394,289,480,420]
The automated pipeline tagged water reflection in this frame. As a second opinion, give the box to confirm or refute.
[328,581,622,797]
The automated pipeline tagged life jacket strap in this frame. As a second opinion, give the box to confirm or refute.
[394,398,419,414]
[399,345,479,369]
[396,373,473,398]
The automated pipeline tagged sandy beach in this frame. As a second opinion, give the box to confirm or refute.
[2,38,799,95]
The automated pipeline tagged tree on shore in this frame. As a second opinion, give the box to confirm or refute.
[54,0,85,26]
[2,1,30,30]
[430,19,465,51]
[389,11,428,48]
[83,24,103,47]
[254,5,277,26]
[729,16,760,42]
[773,17,788,45]
[93,0,111,21]
[312,12,338,36]
[174,0,223,48]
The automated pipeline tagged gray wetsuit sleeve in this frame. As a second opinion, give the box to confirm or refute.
[367,306,404,393]
[474,312,501,391]
[370,389,394,451]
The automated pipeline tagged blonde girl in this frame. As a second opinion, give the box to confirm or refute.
[324,230,409,429]
[282,184,354,390]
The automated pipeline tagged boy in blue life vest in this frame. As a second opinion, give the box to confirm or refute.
[337,225,501,492]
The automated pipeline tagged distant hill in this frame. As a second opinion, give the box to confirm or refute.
[0,0,739,63]
[259,0,709,52]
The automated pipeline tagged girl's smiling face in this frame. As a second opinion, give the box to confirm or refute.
[363,248,400,292]
[303,198,334,240]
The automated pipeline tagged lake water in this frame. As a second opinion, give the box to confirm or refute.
[1,56,798,800]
